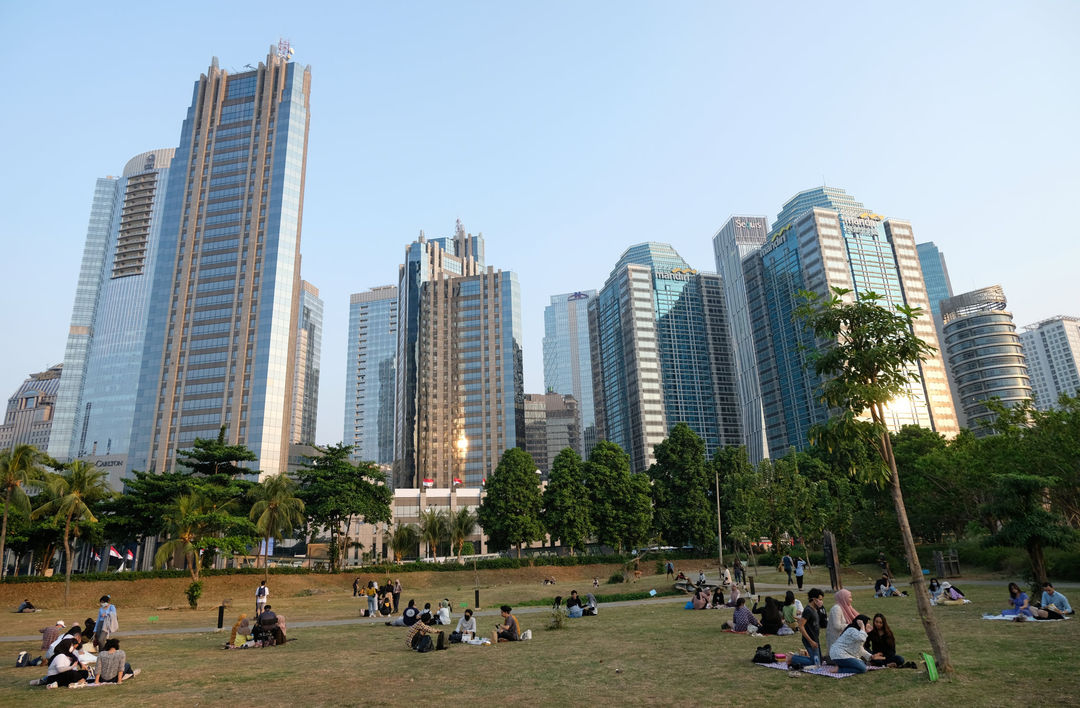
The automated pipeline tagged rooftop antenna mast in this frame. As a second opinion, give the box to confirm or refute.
[277,37,295,61]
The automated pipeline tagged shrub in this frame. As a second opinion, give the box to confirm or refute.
[607,572,624,584]
[547,606,567,631]
[185,580,204,609]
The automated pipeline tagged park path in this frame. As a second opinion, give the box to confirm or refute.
[3,578,1073,643]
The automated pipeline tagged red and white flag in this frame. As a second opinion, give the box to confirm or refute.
[422,478,434,488]
[93,551,101,561]
[109,546,122,559]
[452,478,463,486]
[126,549,134,561]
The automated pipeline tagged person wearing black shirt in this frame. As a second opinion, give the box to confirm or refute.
[752,596,785,635]
[864,613,914,668]
[387,600,421,627]
[565,590,584,617]
[788,589,827,670]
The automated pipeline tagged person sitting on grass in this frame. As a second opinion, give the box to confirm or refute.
[39,620,65,654]
[928,578,943,603]
[675,570,688,583]
[388,599,420,627]
[787,588,827,671]
[752,596,785,635]
[566,590,584,618]
[420,603,435,625]
[30,638,89,688]
[95,638,140,684]
[828,615,872,674]
[724,584,741,608]
[47,625,84,662]
[782,590,803,629]
[874,573,905,597]
[229,614,251,646]
[492,605,521,643]
[827,589,860,656]
[17,598,36,613]
[863,613,915,668]
[692,588,709,610]
[583,593,599,616]
[1004,582,1064,620]
[435,599,452,625]
[455,609,477,637]
[730,597,761,633]
[405,617,438,651]
[1040,582,1073,615]
[710,586,725,609]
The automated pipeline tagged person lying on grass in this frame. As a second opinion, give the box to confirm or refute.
[863,613,916,669]
[95,638,140,684]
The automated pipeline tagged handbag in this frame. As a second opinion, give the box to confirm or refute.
[752,644,776,664]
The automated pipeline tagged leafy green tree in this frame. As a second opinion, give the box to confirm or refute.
[296,443,392,571]
[648,423,714,549]
[476,448,544,557]
[175,426,258,478]
[797,286,953,672]
[582,441,653,553]
[0,444,47,580]
[32,461,112,604]
[98,470,196,552]
[712,445,754,556]
[384,522,419,562]
[153,491,255,590]
[249,474,305,580]
[419,508,450,560]
[541,448,592,554]
[449,507,478,562]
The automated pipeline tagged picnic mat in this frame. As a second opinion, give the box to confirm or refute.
[756,661,883,678]
[981,614,1070,622]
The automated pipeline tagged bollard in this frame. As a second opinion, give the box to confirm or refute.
[749,576,756,595]
[475,589,480,610]
[217,604,225,629]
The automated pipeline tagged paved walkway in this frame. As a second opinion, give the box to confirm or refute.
[3,578,1074,643]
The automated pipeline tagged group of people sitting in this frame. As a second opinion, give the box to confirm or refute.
[228,605,287,648]
[873,573,908,598]
[928,578,967,605]
[385,598,454,627]
[28,618,138,688]
[556,590,599,618]
[398,603,531,651]
[999,582,1073,620]
[16,598,39,613]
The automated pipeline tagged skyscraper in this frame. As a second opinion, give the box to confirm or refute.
[745,187,958,458]
[712,215,770,463]
[393,223,523,488]
[543,290,597,456]
[915,242,954,320]
[345,285,398,465]
[521,392,581,475]
[1020,316,1080,409]
[941,286,1032,433]
[590,243,741,472]
[49,149,176,486]
[1,365,62,452]
[290,280,322,444]
[128,47,312,479]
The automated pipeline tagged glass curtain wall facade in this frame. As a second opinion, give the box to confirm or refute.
[941,286,1032,433]
[746,188,958,458]
[590,243,741,472]
[345,285,398,465]
[712,215,770,463]
[49,150,176,487]
[1020,316,1080,410]
[290,280,322,444]
[915,242,954,320]
[543,290,597,456]
[129,48,312,479]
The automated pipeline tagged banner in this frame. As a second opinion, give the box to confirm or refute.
[109,546,122,559]
[422,478,434,488]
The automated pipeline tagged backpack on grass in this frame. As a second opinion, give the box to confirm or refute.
[752,644,775,663]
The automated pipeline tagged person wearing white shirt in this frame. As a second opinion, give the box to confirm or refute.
[455,609,477,637]
[829,615,872,674]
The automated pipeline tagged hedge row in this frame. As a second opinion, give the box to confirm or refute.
[1,566,316,584]
[516,587,684,608]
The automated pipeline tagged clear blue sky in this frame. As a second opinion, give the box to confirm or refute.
[2,1,1077,446]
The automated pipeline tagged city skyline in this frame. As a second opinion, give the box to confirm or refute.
[2,3,1079,448]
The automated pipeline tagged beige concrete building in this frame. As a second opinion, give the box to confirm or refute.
[522,392,581,475]
[0,364,62,451]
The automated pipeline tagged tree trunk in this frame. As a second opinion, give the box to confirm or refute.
[263,535,270,583]
[879,417,953,673]
[517,542,522,559]
[0,486,10,581]
[63,516,73,607]
[1028,540,1048,586]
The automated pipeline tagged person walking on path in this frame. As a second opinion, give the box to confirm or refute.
[795,557,807,590]
[392,579,402,614]
[782,552,794,585]
[95,595,118,648]
[666,561,675,579]
[255,580,269,616]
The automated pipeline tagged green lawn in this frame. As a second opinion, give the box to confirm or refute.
[1,577,1075,707]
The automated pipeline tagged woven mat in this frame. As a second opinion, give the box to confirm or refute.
[756,661,883,678]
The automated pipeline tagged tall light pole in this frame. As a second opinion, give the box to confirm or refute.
[715,466,724,567]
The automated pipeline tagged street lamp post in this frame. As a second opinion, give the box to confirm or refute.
[715,466,724,567]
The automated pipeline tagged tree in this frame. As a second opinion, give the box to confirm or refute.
[476,448,543,557]
[249,474,305,580]
[0,444,47,580]
[154,491,255,590]
[98,469,197,560]
[712,445,754,555]
[176,426,258,478]
[449,508,478,563]
[648,423,714,549]
[384,522,419,562]
[32,460,112,605]
[296,443,392,571]
[419,508,450,560]
[797,286,953,672]
[541,448,593,554]
[582,441,653,553]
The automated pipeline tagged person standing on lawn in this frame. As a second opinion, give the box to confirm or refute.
[256,580,269,615]
[794,557,807,590]
[95,595,118,648]
[787,588,827,671]
[392,579,403,614]
[666,561,675,579]
[781,552,794,585]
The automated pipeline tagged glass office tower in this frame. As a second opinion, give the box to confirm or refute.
[916,242,954,320]
[543,290,597,456]
[49,149,176,488]
[589,243,741,472]
[129,47,312,479]
[745,187,958,458]
[345,285,398,465]
[291,280,322,444]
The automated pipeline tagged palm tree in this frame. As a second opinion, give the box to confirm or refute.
[31,460,111,604]
[419,508,450,561]
[154,492,213,583]
[383,522,419,562]
[449,507,478,563]
[0,444,47,581]
[248,474,305,581]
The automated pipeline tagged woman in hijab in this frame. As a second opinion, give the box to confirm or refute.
[34,637,89,687]
[229,614,250,646]
[826,588,859,657]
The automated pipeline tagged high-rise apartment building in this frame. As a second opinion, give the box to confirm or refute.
[522,392,581,475]
[915,242,954,321]
[589,243,741,473]
[1,365,62,451]
[712,216,770,463]
[543,291,597,456]
[393,223,523,488]
[345,285,398,465]
[1020,316,1080,409]
[128,47,312,479]
[941,286,1032,433]
[49,149,177,486]
[745,187,958,458]
[290,280,322,444]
